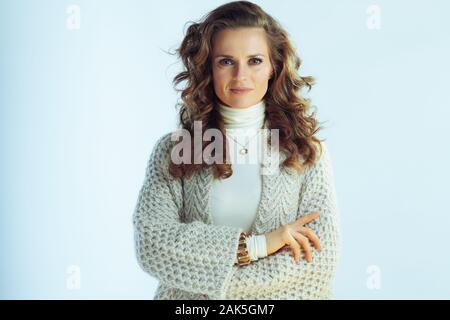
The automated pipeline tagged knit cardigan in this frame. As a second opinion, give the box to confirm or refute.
[132,131,341,300]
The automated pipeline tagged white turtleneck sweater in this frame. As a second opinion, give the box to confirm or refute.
[210,99,268,263]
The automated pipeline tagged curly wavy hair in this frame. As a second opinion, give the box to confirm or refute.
[168,0,325,180]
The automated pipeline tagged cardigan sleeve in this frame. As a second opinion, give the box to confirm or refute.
[224,142,341,299]
[132,133,243,300]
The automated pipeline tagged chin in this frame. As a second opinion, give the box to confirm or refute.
[228,98,254,107]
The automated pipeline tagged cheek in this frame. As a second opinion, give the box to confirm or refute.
[213,70,230,89]
[257,66,271,78]
[254,69,271,87]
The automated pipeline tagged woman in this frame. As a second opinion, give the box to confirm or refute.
[133,1,340,299]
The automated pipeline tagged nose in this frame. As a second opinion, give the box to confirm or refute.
[232,61,249,80]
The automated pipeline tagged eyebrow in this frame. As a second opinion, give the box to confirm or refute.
[214,54,266,59]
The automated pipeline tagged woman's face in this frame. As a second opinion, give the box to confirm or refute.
[211,27,274,109]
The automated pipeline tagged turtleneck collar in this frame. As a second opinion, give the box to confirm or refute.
[218,100,266,129]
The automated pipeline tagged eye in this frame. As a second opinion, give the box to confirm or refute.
[219,58,233,65]
[218,58,264,66]
[250,58,263,65]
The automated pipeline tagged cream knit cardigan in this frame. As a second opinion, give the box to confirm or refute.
[132,131,341,300]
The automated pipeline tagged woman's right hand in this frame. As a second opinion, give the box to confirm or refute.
[265,210,321,263]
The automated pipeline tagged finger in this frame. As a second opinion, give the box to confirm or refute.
[300,227,321,252]
[286,232,302,263]
[291,232,312,263]
[296,210,320,226]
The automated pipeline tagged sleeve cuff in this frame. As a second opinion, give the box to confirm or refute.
[246,234,268,261]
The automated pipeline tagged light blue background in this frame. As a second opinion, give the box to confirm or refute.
[1,0,449,299]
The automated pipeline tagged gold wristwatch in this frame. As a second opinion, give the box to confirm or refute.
[236,231,251,266]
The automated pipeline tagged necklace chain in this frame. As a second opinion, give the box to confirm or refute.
[225,130,260,155]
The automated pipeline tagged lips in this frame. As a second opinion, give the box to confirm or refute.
[230,87,253,94]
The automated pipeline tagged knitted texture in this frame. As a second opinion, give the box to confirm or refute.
[132,132,341,300]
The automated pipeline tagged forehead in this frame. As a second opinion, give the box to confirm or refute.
[212,27,269,54]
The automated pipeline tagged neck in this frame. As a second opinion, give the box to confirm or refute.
[218,100,266,129]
